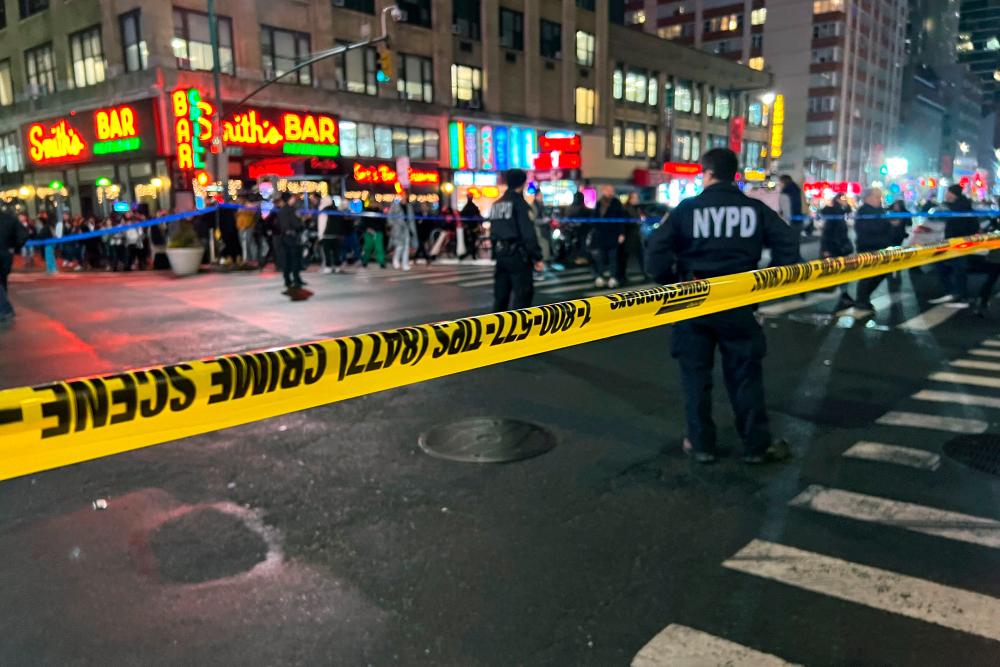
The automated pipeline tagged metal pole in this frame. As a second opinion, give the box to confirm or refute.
[207,0,222,264]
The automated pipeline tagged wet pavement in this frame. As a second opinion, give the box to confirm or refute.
[2,261,1000,665]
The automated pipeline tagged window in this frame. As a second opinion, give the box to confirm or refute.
[810,71,840,87]
[336,0,374,13]
[672,129,694,161]
[575,86,595,124]
[811,46,841,63]
[120,10,148,72]
[399,0,432,28]
[68,25,106,88]
[751,8,766,25]
[335,43,377,95]
[692,83,701,114]
[612,123,622,156]
[742,141,764,169]
[0,132,23,173]
[751,34,763,49]
[813,21,842,38]
[342,122,438,159]
[647,128,657,158]
[0,60,12,106]
[576,30,595,67]
[24,42,55,96]
[625,69,647,104]
[813,0,843,13]
[19,0,47,19]
[0,2,5,29]
[625,9,645,25]
[540,20,561,59]
[647,74,658,106]
[658,25,683,39]
[674,79,692,112]
[709,134,727,149]
[714,92,730,119]
[451,64,482,109]
[453,0,480,40]
[397,53,433,103]
[748,57,764,70]
[173,8,234,74]
[500,8,523,50]
[807,120,837,136]
[704,13,741,33]
[624,123,645,158]
[612,66,623,99]
[747,102,763,126]
[260,26,311,85]
[576,0,595,10]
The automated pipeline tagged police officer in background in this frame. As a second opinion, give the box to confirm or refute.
[645,149,800,464]
[490,168,543,311]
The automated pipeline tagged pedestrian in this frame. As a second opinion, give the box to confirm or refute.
[276,193,305,290]
[217,201,241,266]
[852,187,898,315]
[17,213,35,269]
[37,218,57,274]
[412,201,436,265]
[360,203,387,268]
[565,191,593,266]
[236,197,257,266]
[592,185,626,289]
[388,190,418,271]
[431,203,459,259]
[819,193,855,310]
[341,202,363,265]
[619,191,646,284]
[108,217,128,271]
[459,193,482,260]
[317,195,340,274]
[931,184,981,305]
[645,148,800,464]
[0,209,28,322]
[124,214,146,270]
[778,174,805,238]
[490,168,543,311]
[531,190,552,269]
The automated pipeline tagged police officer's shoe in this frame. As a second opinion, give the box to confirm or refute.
[742,440,792,465]
[682,438,717,464]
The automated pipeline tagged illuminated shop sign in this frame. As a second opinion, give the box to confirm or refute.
[769,94,785,159]
[171,88,215,171]
[663,162,703,176]
[22,100,158,166]
[450,121,537,171]
[352,161,440,187]
[533,131,582,171]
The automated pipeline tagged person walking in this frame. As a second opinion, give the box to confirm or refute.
[820,193,855,310]
[778,174,805,239]
[645,148,800,464]
[531,190,552,269]
[317,195,341,274]
[388,191,418,271]
[931,184,981,305]
[459,194,482,260]
[0,210,28,322]
[17,213,35,270]
[360,204,387,269]
[592,185,626,289]
[852,187,898,315]
[37,218,57,274]
[236,198,257,266]
[412,201,436,265]
[619,191,646,284]
[564,191,593,266]
[491,168,543,311]
[276,193,305,290]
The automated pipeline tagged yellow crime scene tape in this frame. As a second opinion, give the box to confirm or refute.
[1,233,998,480]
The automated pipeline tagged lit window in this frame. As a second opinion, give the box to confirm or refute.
[396,52,433,103]
[988,37,1000,51]
[658,25,682,39]
[575,86,595,124]
[751,8,766,25]
[576,30,595,67]
[647,74,658,106]
[119,10,148,72]
[0,132,23,173]
[625,69,648,104]
[749,56,765,71]
[173,8,234,74]
[626,9,646,25]
[451,64,483,109]
[813,0,844,13]
[612,67,623,99]
[260,26,312,85]
[0,60,13,106]
[24,42,56,96]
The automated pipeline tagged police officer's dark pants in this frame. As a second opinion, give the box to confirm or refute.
[493,252,533,312]
[671,307,771,456]
[855,273,888,306]
[936,256,969,299]
[281,235,303,287]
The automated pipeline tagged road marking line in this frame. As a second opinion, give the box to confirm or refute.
[723,539,1000,642]
[952,358,1000,373]
[913,389,1000,409]
[790,485,1000,548]
[758,292,838,316]
[898,305,964,331]
[971,348,1000,358]
[539,274,647,295]
[876,410,988,433]
[632,624,798,667]
[460,270,605,289]
[981,340,1000,348]
[930,371,1000,389]
[842,441,941,470]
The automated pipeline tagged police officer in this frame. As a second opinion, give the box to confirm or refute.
[276,192,305,291]
[490,168,543,312]
[645,148,800,464]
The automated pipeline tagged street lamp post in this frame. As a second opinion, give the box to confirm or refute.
[207,0,224,264]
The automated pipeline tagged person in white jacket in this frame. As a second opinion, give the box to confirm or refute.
[388,191,417,271]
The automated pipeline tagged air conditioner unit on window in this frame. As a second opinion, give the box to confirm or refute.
[332,0,346,7]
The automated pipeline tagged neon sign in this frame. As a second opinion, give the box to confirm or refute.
[664,162,703,176]
[27,120,87,163]
[534,131,581,171]
[449,121,538,171]
[222,110,340,157]
[171,88,215,171]
[769,94,785,159]
[353,162,440,186]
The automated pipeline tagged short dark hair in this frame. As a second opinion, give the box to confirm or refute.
[947,184,963,197]
[700,148,739,182]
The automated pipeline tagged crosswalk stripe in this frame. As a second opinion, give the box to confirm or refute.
[632,624,798,667]
[930,371,1000,389]
[913,389,1000,409]
[981,340,1000,348]
[970,348,1000,359]
[758,292,838,316]
[724,539,1000,641]
[951,358,1000,373]
[898,305,964,331]
[834,292,908,318]
[790,485,1000,548]
[876,410,988,434]
[842,441,941,470]
[460,269,593,289]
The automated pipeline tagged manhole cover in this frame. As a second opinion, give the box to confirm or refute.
[150,508,269,583]
[943,434,1000,476]
[418,418,556,463]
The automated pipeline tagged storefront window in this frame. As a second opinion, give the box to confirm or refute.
[340,121,358,157]
[357,123,375,157]
[575,87,595,125]
[172,8,234,75]
[576,30,595,67]
[342,122,439,160]
[397,53,433,103]
[375,126,393,159]
[260,25,312,85]
[24,42,56,96]
[451,64,483,109]
[747,102,763,126]
[0,132,22,173]
[673,79,691,112]
[408,129,424,159]
[119,10,147,72]
[335,43,377,95]
[0,60,12,106]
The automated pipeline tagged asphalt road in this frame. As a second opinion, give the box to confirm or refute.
[2,253,1000,666]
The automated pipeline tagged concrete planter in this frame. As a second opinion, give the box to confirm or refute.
[166,247,203,277]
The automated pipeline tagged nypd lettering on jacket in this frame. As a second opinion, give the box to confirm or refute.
[491,201,514,221]
[692,206,757,239]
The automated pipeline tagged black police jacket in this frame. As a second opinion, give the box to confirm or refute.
[489,190,541,262]
[645,182,800,283]
[945,196,980,239]
[0,212,23,263]
[854,204,895,252]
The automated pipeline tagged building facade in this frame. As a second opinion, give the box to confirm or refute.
[0,0,768,216]
[625,0,909,186]
[958,0,1000,103]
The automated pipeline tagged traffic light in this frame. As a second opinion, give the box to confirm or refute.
[376,46,394,84]
[879,164,889,176]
